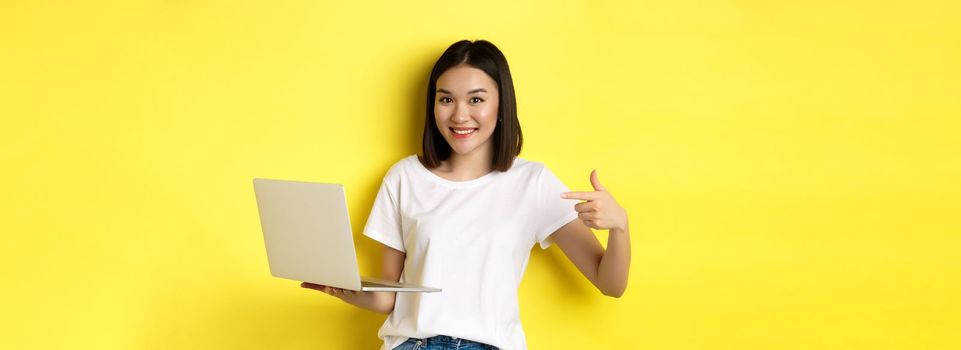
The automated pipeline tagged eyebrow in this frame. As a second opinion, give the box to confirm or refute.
[436,88,488,95]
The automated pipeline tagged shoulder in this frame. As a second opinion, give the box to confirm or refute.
[511,158,571,193]
[507,157,558,182]
[380,154,421,184]
[511,157,559,173]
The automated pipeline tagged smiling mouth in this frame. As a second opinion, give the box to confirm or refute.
[450,128,477,138]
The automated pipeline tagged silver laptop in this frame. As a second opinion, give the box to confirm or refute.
[252,178,440,293]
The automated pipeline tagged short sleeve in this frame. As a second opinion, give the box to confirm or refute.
[363,176,406,253]
[534,166,579,249]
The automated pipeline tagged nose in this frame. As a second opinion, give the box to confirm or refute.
[451,103,470,123]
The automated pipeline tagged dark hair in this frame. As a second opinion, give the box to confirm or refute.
[419,40,523,172]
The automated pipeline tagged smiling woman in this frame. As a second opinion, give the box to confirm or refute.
[420,40,522,173]
[429,65,501,179]
[300,40,631,350]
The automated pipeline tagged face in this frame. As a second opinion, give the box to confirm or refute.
[434,64,500,158]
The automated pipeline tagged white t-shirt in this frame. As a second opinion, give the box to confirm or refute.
[363,155,578,350]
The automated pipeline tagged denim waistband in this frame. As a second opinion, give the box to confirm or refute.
[412,335,494,348]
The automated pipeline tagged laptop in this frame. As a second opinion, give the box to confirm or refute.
[252,178,441,293]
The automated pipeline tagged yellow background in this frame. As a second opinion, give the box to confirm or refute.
[2,0,959,348]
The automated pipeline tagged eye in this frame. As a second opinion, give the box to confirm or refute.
[469,97,484,104]
[438,96,452,104]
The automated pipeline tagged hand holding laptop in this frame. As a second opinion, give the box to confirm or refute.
[252,178,440,309]
[301,282,360,300]
[301,281,404,314]
[253,178,439,292]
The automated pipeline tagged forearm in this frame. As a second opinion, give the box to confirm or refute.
[342,291,397,314]
[596,227,631,297]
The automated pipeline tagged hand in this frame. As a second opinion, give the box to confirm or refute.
[300,282,361,301]
[561,169,629,233]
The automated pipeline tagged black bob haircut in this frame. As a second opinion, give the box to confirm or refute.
[419,40,523,172]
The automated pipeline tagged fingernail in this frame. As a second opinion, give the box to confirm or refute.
[560,193,568,198]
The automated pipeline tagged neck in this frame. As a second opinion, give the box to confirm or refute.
[443,143,494,181]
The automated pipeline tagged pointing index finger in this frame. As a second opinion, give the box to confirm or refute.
[561,191,601,201]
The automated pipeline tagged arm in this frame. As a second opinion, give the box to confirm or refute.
[554,169,631,297]
[550,219,630,297]
[301,243,405,314]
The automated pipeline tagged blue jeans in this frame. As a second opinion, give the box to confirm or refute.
[392,335,498,350]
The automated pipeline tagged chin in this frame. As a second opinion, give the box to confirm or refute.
[450,146,477,155]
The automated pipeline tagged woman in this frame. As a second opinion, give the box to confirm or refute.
[302,40,631,350]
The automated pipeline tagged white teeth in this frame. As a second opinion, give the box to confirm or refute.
[452,129,476,135]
